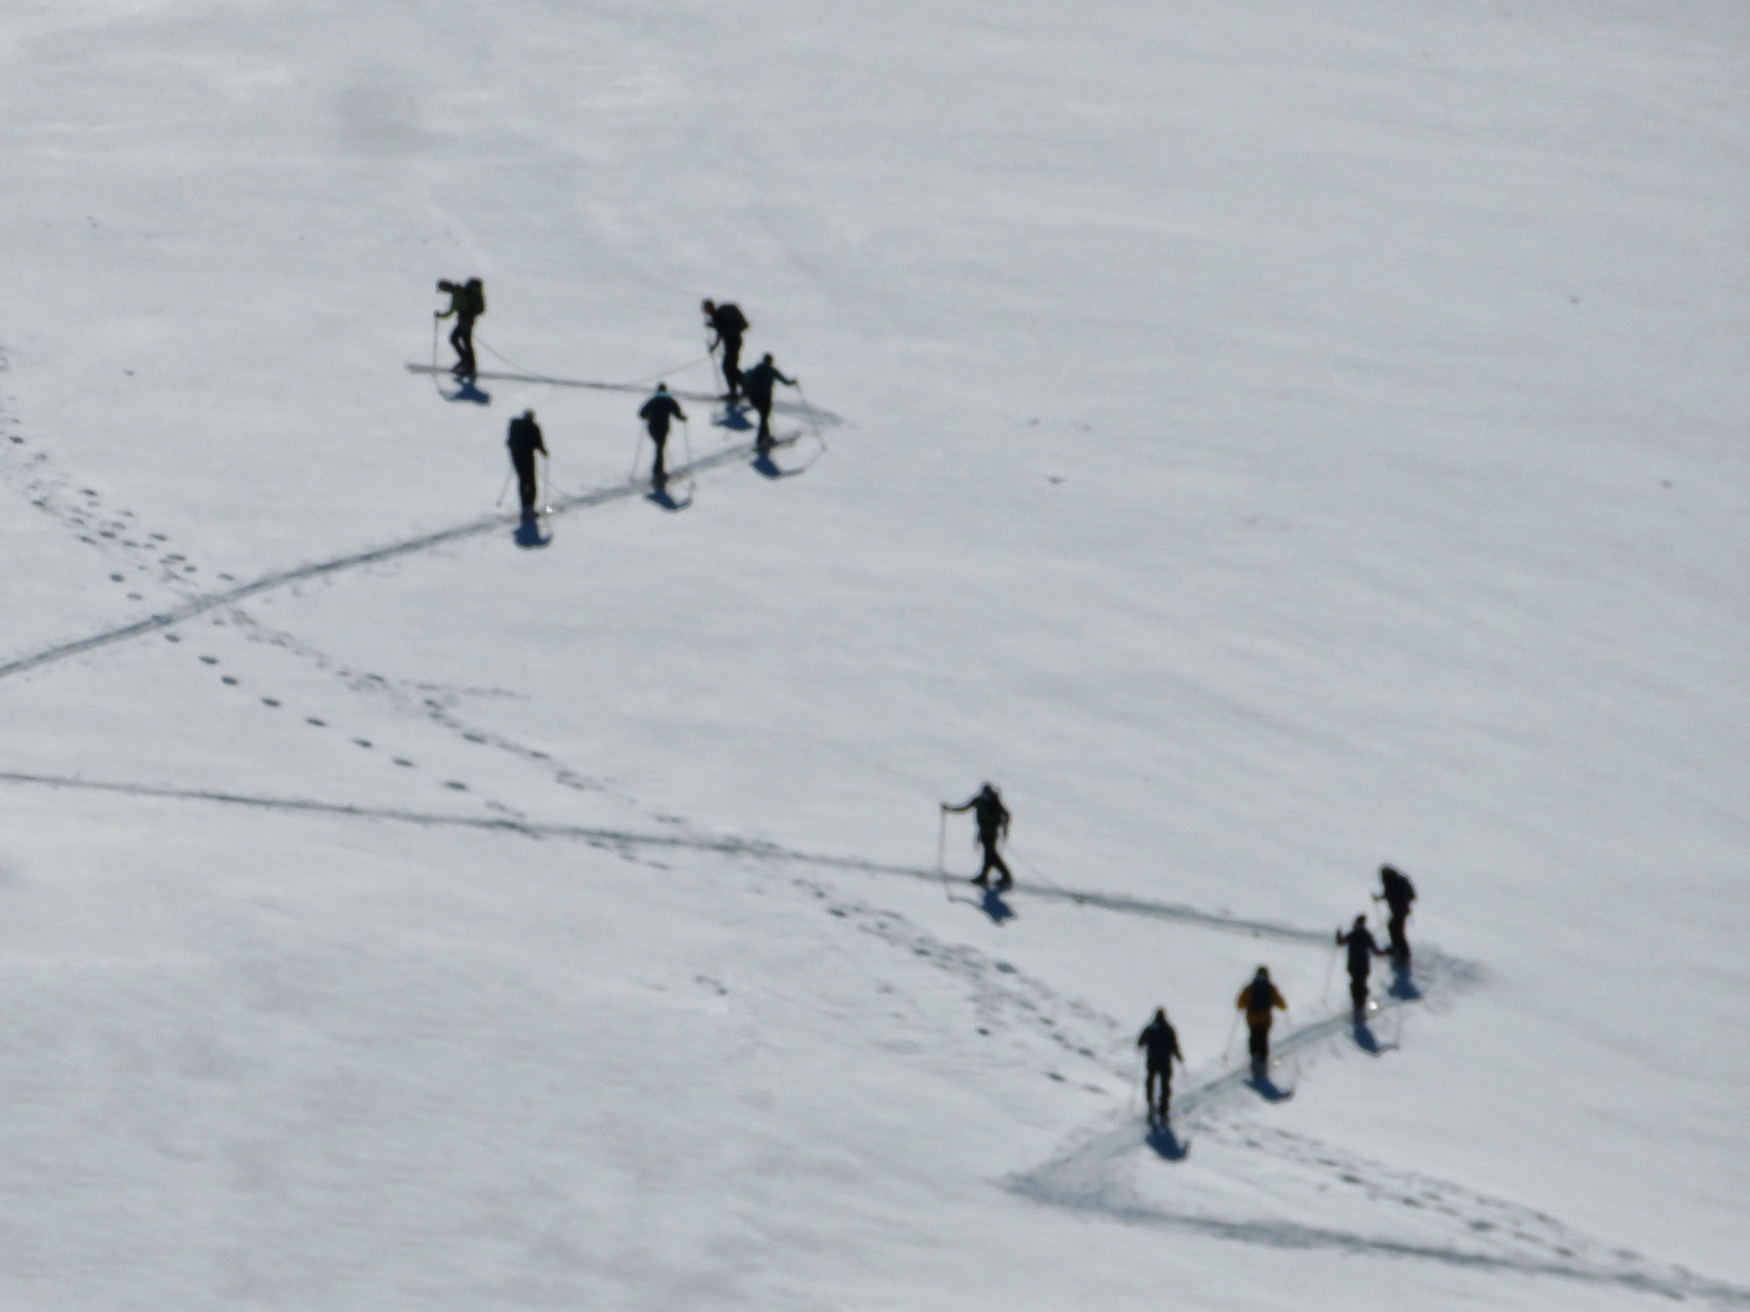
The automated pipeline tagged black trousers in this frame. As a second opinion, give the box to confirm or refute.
[752,396,774,449]
[1387,909,1410,963]
[648,428,669,482]
[973,838,1011,887]
[1349,974,1369,1017]
[512,449,538,515]
[721,336,743,397]
[1247,1019,1271,1069]
[1146,1064,1172,1116]
[450,316,477,377]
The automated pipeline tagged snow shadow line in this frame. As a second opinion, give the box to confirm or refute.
[403,364,842,425]
[1008,1172,1750,1307]
[0,441,760,684]
[0,771,1326,945]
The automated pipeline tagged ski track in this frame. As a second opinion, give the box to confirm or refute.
[403,362,843,425]
[8,355,1741,1307]
[1007,957,1750,1310]
[0,435,770,683]
[0,768,1345,947]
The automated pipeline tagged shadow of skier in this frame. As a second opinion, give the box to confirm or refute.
[1146,1125,1189,1161]
[1247,1073,1294,1102]
[512,518,550,549]
[445,378,491,405]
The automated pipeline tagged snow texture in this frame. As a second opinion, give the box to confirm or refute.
[1,0,1746,1307]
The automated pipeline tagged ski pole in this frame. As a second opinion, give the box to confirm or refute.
[1221,1010,1241,1063]
[539,452,551,512]
[680,418,696,491]
[795,380,827,451]
[495,468,514,508]
[1320,942,1339,1007]
[938,806,952,900]
[706,332,724,397]
[629,428,644,482]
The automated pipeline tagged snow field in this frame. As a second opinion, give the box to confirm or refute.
[2,0,1748,1306]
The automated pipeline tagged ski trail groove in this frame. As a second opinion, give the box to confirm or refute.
[403,364,843,424]
[0,770,1329,943]
[0,440,762,683]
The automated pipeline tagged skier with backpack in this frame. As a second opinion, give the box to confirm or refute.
[1335,914,1387,1023]
[637,384,687,488]
[740,353,796,454]
[1136,1007,1184,1126]
[505,409,546,519]
[701,299,749,401]
[941,782,1011,890]
[436,277,486,379]
[1235,966,1286,1081]
[1374,864,1417,965]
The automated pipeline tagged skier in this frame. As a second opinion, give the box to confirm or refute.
[637,383,687,488]
[505,409,546,519]
[436,277,486,379]
[1335,914,1386,1023]
[740,352,796,454]
[1235,966,1286,1081]
[701,299,750,401]
[941,782,1011,890]
[1374,864,1417,965]
[1136,1007,1184,1126]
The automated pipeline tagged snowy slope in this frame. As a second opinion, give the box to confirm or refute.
[3,0,1748,1308]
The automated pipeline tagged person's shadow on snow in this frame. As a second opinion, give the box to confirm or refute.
[1146,1125,1189,1161]
[1387,961,1420,1001]
[646,485,690,512]
[513,518,550,549]
[1352,1021,1397,1055]
[1247,1073,1294,1102]
[978,886,1015,924]
[752,451,801,480]
[712,402,753,431]
[445,378,491,405]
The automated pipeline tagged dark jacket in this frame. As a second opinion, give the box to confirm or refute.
[506,415,546,459]
[1137,1019,1181,1070]
[1337,925,1385,976]
[1381,868,1416,913]
[639,393,687,437]
[741,359,794,406]
[948,787,1009,842]
[707,303,748,342]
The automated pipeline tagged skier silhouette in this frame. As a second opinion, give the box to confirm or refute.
[942,782,1011,890]
[1336,915,1387,1023]
[505,409,545,519]
[637,383,687,488]
[702,299,749,401]
[740,353,796,454]
[1136,1007,1184,1126]
[1374,864,1417,965]
[436,277,485,379]
[1235,966,1286,1080]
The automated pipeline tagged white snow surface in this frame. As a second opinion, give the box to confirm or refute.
[2,0,1747,1307]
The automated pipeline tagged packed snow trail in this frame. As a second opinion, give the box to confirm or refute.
[404,363,843,425]
[0,769,1330,945]
[0,438,771,683]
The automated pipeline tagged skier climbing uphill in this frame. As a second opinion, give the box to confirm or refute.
[436,277,485,380]
[637,383,687,488]
[1336,915,1386,1023]
[505,409,546,519]
[1235,966,1286,1081]
[702,298,749,401]
[942,783,1011,890]
[1136,1007,1184,1126]
[1375,864,1417,965]
[740,352,796,454]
